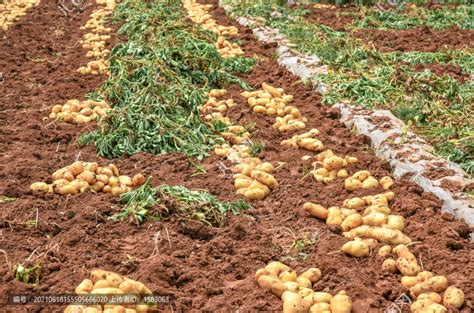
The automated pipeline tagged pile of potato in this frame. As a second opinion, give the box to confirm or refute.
[306,150,358,183]
[77,0,115,76]
[64,269,157,313]
[214,125,252,158]
[242,83,307,132]
[30,161,145,196]
[0,0,40,32]
[281,129,324,152]
[201,89,236,116]
[233,158,277,200]
[378,245,465,312]
[344,170,393,191]
[304,191,412,247]
[49,99,110,124]
[182,0,238,36]
[256,261,353,313]
[214,36,244,58]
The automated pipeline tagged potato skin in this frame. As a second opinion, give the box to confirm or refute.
[411,276,448,297]
[341,240,369,257]
[282,291,312,313]
[299,268,321,283]
[75,279,93,294]
[303,203,328,220]
[257,275,286,297]
[382,259,398,273]
[443,286,464,309]
[329,291,352,313]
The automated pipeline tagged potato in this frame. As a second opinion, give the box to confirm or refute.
[382,259,398,273]
[279,270,297,282]
[283,281,300,292]
[77,170,96,185]
[255,268,271,281]
[341,240,369,257]
[352,170,370,181]
[361,176,379,189]
[329,291,352,313]
[387,215,404,231]
[379,176,394,190]
[93,279,111,289]
[340,208,358,218]
[58,184,79,195]
[90,287,124,295]
[411,276,448,297]
[135,304,149,313]
[312,168,329,177]
[108,164,120,176]
[244,188,266,200]
[323,156,344,171]
[91,269,111,283]
[344,178,362,191]
[84,162,99,173]
[417,303,448,313]
[443,286,464,309]
[378,245,392,257]
[337,169,349,178]
[119,279,148,294]
[326,207,343,225]
[266,261,290,277]
[30,182,51,193]
[313,292,332,304]
[402,271,434,288]
[343,197,365,210]
[303,203,328,220]
[362,212,387,226]
[65,305,88,313]
[411,299,437,312]
[235,177,253,189]
[251,170,278,189]
[309,302,331,313]
[396,255,421,276]
[118,175,132,187]
[371,194,389,206]
[344,156,358,165]
[90,182,105,192]
[296,277,312,289]
[298,287,314,299]
[299,268,321,283]
[363,205,391,216]
[340,214,363,232]
[418,292,442,303]
[282,291,312,313]
[69,161,84,176]
[257,275,286,297]
[75,279,93,294]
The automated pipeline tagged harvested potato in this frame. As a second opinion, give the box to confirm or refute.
[443,286,464,309]
[411,276,449,297]
[387,215,404,231]
[284,282,300,292]
[379,176,394,190]
[280,270,298,282]
[309,303,331,313]
[75,279,93,294]
[329,291,352,313]
[282,291,312,313]
[401,271,434,288]
[266,261,291,277]
[341,214,363,232]
[382,259,398,273]
[299,268,321,283]
[343,197,365,210]
[378,245,392,257]
[344,178,362,191]
[313,292,332,304]
[296,277,312,289]
[341,239,370,257]
[303,203,328,220]
[326,207,344,225]
[30,182,52,193]
[257,275,286,297]
[418,292,442,304]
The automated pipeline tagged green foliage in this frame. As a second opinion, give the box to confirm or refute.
[112,177,252,226]
[80,0,254,159]
[15,264,41,286]
[233,1,474,175]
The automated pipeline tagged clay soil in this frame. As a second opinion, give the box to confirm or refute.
[301,5,474,54]
[0,1,473,313]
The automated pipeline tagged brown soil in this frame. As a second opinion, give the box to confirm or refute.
[0,1,473,313]
[302,5,359,32]
[352,26,474,53]
[407,63,468,84]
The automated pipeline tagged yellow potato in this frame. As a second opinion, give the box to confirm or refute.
[296,277,312,289]
[329,291,352,313]
[362,212,387,226]
[411,276,449,297]
[91,269,111,283]
[257,275,286,297]
[279,270,297,282]
[341,214,363,232]
[58,184,79,195]
[266,261,291,277]
[282,291,312,313]
[344,156,358,165]
[77,170,96,185]
[378,245,392,257]
[379,176,394,190]
[255,268,271,281]
[30,182,51,193]
[352,170,370,181]
[387,215,404,231]
[341,240,369,257]
[411,299,437,312]
[343,197,365,209]
[418,292,442,303]
[417,303,448,313]
[309,302,331,313]
[337,169,349,178]
[313,292,332,303]
[118,175,132,187]
[243,188,266,200]
[69,161,84,176]
[344,178,362,191]
[299,268,321,283]
[93,279,111,289]
[326,207,343,225]
[250,170,278,189]
[75,279,93,294]
[90,287,124,295]
[340,208,358,218]
[323,156,344,171]
[401,271,433,288]
[235,177,253,189]
[283,281,300,292]
[382,259,398,273]
[443,286,464,309]
[303,203,328,220]
[361,176,379,189]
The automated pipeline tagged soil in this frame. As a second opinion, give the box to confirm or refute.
[0,1,473,313]
[407,63,468,84]
[300,5,474,53]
